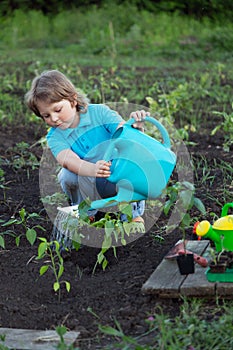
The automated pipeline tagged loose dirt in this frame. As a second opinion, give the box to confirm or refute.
[0,123,232,349]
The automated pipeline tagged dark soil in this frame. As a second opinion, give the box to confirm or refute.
[0,122,232,349]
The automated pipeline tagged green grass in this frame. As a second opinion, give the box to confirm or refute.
[99,298,233,349]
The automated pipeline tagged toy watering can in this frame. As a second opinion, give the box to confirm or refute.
[91,116,176,209]
[194,203,233,252]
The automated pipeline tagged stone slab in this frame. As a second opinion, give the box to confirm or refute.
[0,328,79,350]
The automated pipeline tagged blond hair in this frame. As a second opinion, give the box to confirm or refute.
[25,70,89,117]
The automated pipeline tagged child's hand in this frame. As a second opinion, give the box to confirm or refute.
[95,160,111,178]
[130,110,150,131]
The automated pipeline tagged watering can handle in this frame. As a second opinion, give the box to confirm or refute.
[103,116,171,161]
[127,116,171,148]
[221,203,233,217]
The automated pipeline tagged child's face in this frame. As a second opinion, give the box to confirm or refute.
[36,99,78,129]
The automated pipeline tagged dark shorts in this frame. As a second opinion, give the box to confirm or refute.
[96,178,117,199]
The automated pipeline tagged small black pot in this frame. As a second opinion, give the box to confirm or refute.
[177,253,195,275]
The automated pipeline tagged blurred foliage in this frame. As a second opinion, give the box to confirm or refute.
[1,4,233,56]
[0,0,232,20]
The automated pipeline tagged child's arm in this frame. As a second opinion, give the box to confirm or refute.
[57,149,111,178]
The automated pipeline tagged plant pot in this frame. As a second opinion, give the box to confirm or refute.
[228,258,233,269]
[176,253,195,275]
[208,261,227,273]
[218,254,229,263]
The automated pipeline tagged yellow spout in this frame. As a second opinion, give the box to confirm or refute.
[195,220,211,236]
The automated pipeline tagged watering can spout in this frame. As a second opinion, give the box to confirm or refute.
[91,182,147,210]
[91,116,176,210]
[194,220,221,247]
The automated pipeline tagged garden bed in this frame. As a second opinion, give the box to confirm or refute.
[0,116,232,349]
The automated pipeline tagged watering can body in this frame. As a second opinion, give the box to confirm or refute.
[91,116,176,209]
[194,203,233,252]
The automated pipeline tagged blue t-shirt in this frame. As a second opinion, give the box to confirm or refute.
[46,104,123,163]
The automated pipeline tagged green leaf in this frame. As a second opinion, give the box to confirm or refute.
[40,265,49,276]
[102,235,112,249]
[56,325,67,337]
[193,197,206,214]
[26,228,37,245]
[53,281,60,292]
[211,125,221,136]
[1,218,18,226]
[182,181,195,191]
[104,220,115,237]
[182,213,191,227]
[180,190,193,209]
[113,246,117,258]
[58,265,64,279]
[121,238,127,245]
[19,208,26,221]
[99,325,123,337]
[102,258,108,270]
[163,200,172,215]
[97,251,105,265]
[65,281,71,292]
[0,235,5,249]
[15,236,20,247]
[119,203,132,218]
[28,212,40,219]
[122,222,130,236]
[54,240,60,253]
[38,237,47,242]
[34,224,46,232]
[38,242,47,257]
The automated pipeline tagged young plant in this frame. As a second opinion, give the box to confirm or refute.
[211,104,233,152]
[0,207,45,247]
[164,180,206,251]
[0,334,10,350]
[41,192,68,207]
[0,167,9,202]
[90,202,145,272]
[37,237,71,302]
[55,326,79,350]
[61,200,145,272]
[7,141,40,177]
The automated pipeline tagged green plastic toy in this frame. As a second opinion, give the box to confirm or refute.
[194,203,233,252]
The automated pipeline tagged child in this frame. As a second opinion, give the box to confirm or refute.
[25,70,149,237]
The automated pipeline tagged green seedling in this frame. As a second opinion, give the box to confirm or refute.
[211,105,233,152]
[41,192,68,207]
[7,141,40,178]
[163,180,206,250]
[164,180,206,225]
[37,237,71,302]
[208,247,227,266]
[62,200,145,272]
[0,167,10,202]
[0,334,10,350]
[55,326,80,350]
[0,207,45,247]
[92,202,145,272]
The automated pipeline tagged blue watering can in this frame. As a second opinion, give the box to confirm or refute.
[91,116,176,209]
